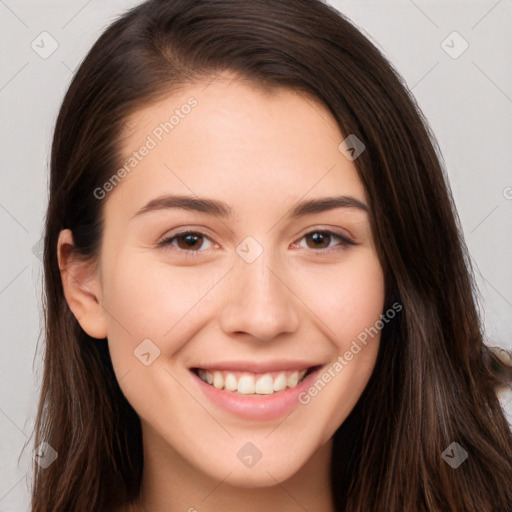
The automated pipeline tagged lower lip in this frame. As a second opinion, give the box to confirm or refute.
[190,367,322,421]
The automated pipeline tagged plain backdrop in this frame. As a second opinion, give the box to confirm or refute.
[1,1,511,510]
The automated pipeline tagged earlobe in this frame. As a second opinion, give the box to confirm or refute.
[57,229,108,339]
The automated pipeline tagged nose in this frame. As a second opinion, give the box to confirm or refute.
[218,252,300,343]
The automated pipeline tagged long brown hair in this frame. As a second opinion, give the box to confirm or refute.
[28,0,512,510]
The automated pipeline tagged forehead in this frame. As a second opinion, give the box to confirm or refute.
[105,76,367,220]
[122,76,340,150]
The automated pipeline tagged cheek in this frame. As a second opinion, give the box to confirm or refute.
[294,249,385,346]
[101,245,384,367]
[300,254,385,437]
[338,256,386,342]
[100,251,222,359]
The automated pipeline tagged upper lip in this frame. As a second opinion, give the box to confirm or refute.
[189,360,322,373]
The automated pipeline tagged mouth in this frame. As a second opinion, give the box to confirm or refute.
[188,362,324,421]
[190,366,320,396]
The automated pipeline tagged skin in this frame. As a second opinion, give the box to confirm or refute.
[58,74,385,512]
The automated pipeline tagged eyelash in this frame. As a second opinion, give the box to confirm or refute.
[157,229,355,257]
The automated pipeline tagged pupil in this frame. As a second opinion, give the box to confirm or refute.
[177,233,330,251]
[181,234,201,249]
[310,232,328,248]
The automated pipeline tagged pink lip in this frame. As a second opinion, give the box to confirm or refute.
[190,365,323,421]
[189,360,317,373]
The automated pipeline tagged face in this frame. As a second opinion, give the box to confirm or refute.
[83,75,385,486]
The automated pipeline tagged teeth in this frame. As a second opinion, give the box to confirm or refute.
[273,372,287,392]
[197,368,308,395]
[255,374,274,395]
[287,371,299,388]
[224,373,238,392]
[213,371,224,389]
[238,375,255,394]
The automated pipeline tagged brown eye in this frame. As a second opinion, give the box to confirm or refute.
[174,233,204,251]
[304,231,331,249]
[158,231,213,256]
[300,230,354,251]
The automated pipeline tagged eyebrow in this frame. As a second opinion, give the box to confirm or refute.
[132,194,369,219]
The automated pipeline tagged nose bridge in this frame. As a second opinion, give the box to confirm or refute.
[218,243,299,342]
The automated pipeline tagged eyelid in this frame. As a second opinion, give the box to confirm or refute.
[157,226,356,257]
[157,229,216,256]
[294,225,356,247]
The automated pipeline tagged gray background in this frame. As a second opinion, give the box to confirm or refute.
[1,1,511,510]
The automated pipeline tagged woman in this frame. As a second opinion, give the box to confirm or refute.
[29,0,512,510]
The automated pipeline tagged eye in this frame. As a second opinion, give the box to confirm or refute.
[158,231,214,256]
[157,228,355,258]
[294,229,355,252]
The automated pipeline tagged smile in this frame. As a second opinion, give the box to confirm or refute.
[192,368,312,395]
[189,363,323,420]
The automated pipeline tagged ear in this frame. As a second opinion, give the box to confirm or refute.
[57,229,108,339]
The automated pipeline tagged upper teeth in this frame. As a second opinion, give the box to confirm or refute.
[196,369,308,395]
